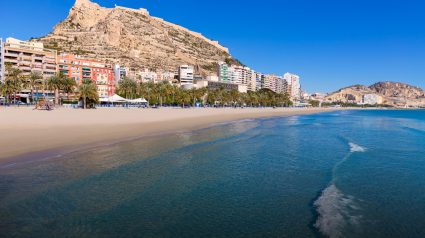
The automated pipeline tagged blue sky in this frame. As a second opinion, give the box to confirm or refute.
[1,0,424,93]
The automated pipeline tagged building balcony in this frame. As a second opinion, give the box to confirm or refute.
[4,52,19,57]
[4,59,18,63]
[19,65,31,70]
[82,68,91,71]
[45,67,57,71]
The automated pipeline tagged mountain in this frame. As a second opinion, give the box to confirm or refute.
[35,0,240,76]
[369,81,425,98]
[325,84,395,104]
[325,82,425,106]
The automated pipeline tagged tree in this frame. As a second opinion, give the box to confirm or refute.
[7,68,23,104]
[62,77,77,100]
[310,100,320,107]
[0,80,16,103]
[188,87,203,108]
[178,88,191,108]
[230,89,240,107]
[77,80,98,109]
[28,71,43,103]
[48,75,62,105]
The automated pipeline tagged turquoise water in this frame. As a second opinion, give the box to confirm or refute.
[1,110,425,237]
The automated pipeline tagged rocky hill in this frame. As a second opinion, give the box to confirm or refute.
[325,82,425,106]
[325,85,394,104]
[34,0,240,76]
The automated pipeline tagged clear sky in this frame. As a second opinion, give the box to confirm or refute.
[1,0,424,93]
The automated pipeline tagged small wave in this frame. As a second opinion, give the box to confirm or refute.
[348,142,366,153]
[314,185,362,238]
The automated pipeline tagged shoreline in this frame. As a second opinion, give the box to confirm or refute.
[0,107,344,167]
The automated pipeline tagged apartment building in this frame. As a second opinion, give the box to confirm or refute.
[58,54,92,85]
[255,72,263,91]
[178,65,193,85]
[284,72,300,100]
[217,62,229,82]
[228,65,242,84]
[3,37,57,80]
[139,70,156,82]
[91,60,115,97]
[262,75,271,90]
[197,80,247,93]
[161,72,175,82]
[0,38,3,82]
[246,69,256,91]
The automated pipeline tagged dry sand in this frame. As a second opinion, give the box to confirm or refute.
[0,106,343,166]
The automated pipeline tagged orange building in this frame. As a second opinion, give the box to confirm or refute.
[58,54,93,85]
[57,54,116,98]
[90,60,116,97]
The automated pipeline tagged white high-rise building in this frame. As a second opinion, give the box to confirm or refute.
[228,65,242,84]
[113,64,121,82]
[217,62,228,82]
[179,65,194,85]
[247,69,256,91]
[255,72,263,91]
[284,72,300,100]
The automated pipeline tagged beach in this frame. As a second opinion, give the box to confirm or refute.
[0,107,342,165]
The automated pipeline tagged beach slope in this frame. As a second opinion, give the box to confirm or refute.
[0,107,341,165]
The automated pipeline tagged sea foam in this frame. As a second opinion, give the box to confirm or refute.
[314,185,362,238]
[348,142,366,153]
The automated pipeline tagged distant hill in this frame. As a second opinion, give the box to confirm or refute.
[33,0,241,76]
[325,82,425,106]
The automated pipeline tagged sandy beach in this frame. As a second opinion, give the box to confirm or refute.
[0,107,342,166]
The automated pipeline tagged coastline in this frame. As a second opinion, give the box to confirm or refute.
[0,107,344,166]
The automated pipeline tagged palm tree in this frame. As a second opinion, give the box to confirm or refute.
[171,84,178,105]
[0,80,16,104]
[188,87,203,108]
[178,88,191,108]
[143,87,155,107]
[62,77,77,100]
[8,68,23,104]
[48,75,62,105]
[157,82,168,107]
[77,81,98,109]
[230,89,240,108]
[250,93,258,108]
[27,71,43,103]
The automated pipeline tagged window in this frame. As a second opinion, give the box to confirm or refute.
[60,59,67,63]
[97,69,99,72]
[77,77,80,80]
[71,67,74,69]
[76,67,79,70]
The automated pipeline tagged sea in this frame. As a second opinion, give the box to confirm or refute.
[1,109,425,238]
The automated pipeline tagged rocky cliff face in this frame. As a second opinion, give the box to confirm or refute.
[325,82,425,106]
[325,85,394,104]
[37,0,234,75]
[369,82,425,98]
[368,82,425,106]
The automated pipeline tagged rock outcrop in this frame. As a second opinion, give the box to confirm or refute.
[37,0,235,75]
[325,85,394,104]
[325,82,425,106]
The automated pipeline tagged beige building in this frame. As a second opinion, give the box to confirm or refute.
[197,80,247,93]
[3,37,57,79]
